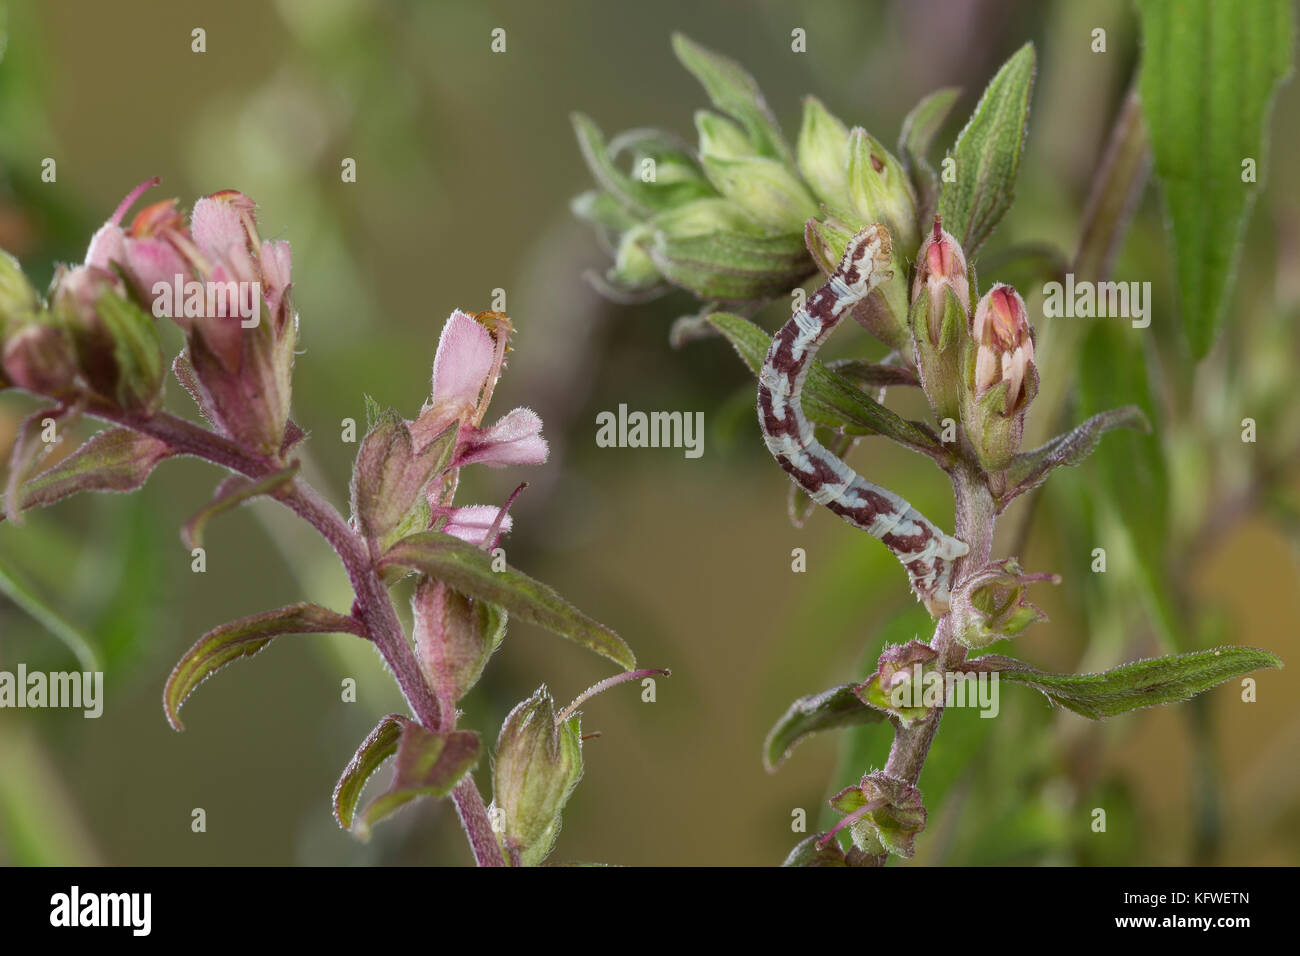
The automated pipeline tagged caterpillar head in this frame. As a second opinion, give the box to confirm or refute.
[834,224,894,303]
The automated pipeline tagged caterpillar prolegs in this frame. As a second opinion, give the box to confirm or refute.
[757,225,968,615]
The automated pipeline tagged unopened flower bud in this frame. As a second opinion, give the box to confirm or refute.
[961,283,1038,471]
[908,219,971,420]
[51,265,164,412]
[702,154,819,233]
[796,96,851,210]
[2,313,78,398]
[490,686,583,867]
[0,251,43,389]
[845,128,919,254]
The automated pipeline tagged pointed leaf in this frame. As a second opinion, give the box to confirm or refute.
[1004,406,1148,502]
[707,311,944,459]
[333,714,405,830]
[764,683,886,772]
[182,461,299,549]
[671,33,792,165]
[978,646,1283,719]
[1136,0,1294,358]
[354,723,480,839]
[379,531,635,669]
[164,602,365,730]
[1,426,173,522]
[938,44,1036,254]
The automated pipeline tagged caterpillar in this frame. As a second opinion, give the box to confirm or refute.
[757,224,968,615]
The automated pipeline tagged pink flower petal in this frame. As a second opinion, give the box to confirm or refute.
[456,406,548,467]
[124,239,190,308]
[430,310,494,412]
[191,196,249,262]
[260,239,292,321]
[85,223,127,272]
[439,504,513,546]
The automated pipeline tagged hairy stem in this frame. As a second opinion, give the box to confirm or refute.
[874,461,997,864]
[92,406,506,867]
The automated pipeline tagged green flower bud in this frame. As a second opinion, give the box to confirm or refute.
[694,110,754,161]
[909,221,972,420]
[796,96,851,210]
[610,224,661,288]
[491,686,583,867]
[649,197,768,239]
[702,154,819,233]
[846,127,919,254]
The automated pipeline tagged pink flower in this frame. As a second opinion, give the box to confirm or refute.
[85,178,192,305]
[435,504,514,548]
[412,310,547,468]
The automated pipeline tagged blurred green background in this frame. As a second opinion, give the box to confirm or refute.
[1,0,1297,866]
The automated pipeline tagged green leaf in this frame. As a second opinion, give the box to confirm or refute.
[978,646,1283,719]
[332,714,404,831]
[182,461,299,550]
[671,33,792,165]
[1136,0,1294,358]
[353,722,480,840]
[164,602,365,731]
[0,426,173,522]
[707,311,945,459]
[1004,406,1148,502]
[764,683,886,772]
[899,87,962,169]
[938,43,1036,254]
[379,531,636,670]
[570,113,667,220]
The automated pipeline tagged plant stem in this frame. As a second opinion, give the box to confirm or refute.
[874,461,996,864]
[91,406,506,867]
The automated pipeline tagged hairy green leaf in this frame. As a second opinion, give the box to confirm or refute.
[0,427,173,522]
[671,33,792,165]
[164,603,364,730]
[764,683,886,772]
[380,532,635,669]
[977,646,1282,719]
[1136,0,1294,358]
[1004,406,1148,503]
[353,722,480,840]
[333,714,405,830]
[938,44,1035,254]
[650,229,811,301]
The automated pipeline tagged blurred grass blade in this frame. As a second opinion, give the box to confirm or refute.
[764,683,886,772]
[980,646,1282,719]
[0,554,98,671]
[380,531,636,669]
[938,43,1035,254]
[1136,0,1294,358]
